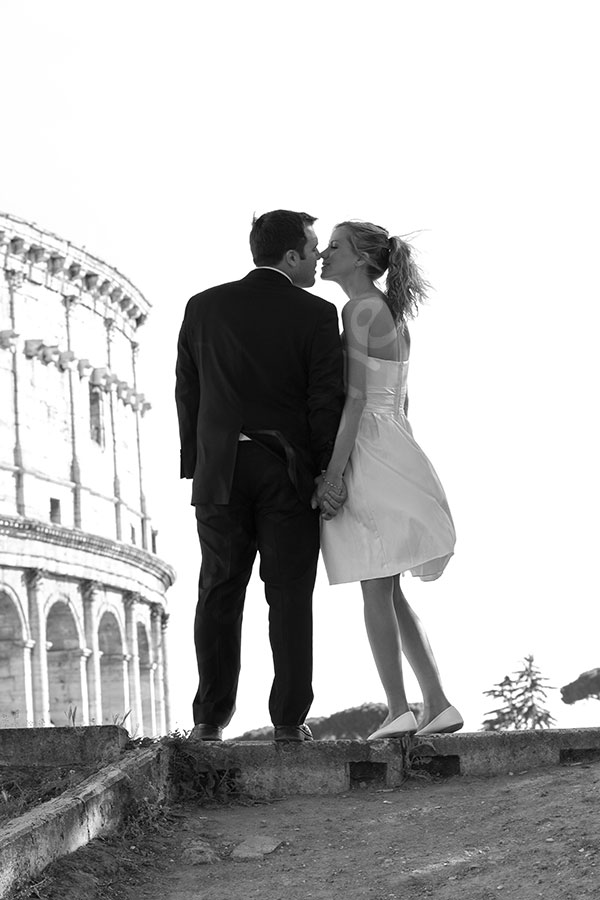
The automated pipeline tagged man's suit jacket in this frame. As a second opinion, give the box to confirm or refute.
[175,268,345,506]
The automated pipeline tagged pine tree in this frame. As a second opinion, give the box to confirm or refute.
[482,655,555,731]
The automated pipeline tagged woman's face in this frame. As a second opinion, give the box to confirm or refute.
[320,227,361,282]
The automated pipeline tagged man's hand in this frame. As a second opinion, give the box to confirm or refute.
[311,474,347,520]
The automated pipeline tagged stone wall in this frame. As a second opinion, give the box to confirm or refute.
[0,212,174,736]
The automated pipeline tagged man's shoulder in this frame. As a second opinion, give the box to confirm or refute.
[187,275,335,308]
[187,277,245,304]
[290,284,339,316]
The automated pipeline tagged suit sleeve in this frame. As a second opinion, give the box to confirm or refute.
[306,302,345,473]
[175,301,199,479]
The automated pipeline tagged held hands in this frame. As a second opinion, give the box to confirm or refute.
[311,472,347,520]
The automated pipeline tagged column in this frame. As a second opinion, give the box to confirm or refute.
[23,568,50,726]
[161,611,171,733]
[105,319,122,540]
[122,650,132,726]
[81,580,103,725]
[151,604,166,735]
[142,658,158,737]
[131,342,149,549]
[63,295,82,528]
[6,270,25,514]
[22,638,35,726]
[124,592,143,736]
[72,647,91,725]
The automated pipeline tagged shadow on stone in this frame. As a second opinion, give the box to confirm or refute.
[348,761,387,789]
[560,747,600,765]
[411,754,461,777]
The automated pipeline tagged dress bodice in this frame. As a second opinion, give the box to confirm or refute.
[364,357,409,415]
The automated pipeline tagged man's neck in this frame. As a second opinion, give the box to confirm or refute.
[255,266,294,285]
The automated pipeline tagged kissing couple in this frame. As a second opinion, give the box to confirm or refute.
[175,208,462,743]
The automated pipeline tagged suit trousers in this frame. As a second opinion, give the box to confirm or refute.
[193,441,320,728]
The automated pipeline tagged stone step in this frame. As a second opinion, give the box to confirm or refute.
[0,725,129,768]
[0,744,163,900]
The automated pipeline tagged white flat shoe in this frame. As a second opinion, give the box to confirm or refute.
[367,711,418,741]
[415,705,464,736]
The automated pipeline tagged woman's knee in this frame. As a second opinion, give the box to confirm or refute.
[361,576,394,602]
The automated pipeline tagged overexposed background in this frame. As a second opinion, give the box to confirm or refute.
[2,0,599,736]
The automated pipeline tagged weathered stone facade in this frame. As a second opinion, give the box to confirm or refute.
[0,212,174,736]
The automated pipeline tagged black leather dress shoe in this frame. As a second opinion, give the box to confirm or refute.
[274,723,314,742]
[190,724,223,741]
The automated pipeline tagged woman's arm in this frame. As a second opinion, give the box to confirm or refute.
[321,299,372,486]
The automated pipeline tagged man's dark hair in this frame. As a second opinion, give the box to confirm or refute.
[250,209,317,266]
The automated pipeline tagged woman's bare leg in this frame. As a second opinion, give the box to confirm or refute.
[361,576,410,722]
[392,578,451,725]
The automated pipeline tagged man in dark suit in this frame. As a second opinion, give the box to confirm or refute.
[175,209,345,742]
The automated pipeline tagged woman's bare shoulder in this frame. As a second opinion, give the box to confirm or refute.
[341,293,389,319]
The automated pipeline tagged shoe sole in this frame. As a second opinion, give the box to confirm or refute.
[367,731,417,741]
[415,721,464,737]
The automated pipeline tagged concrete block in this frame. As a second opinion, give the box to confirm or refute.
[0,725,129,768]
[171,739,410,799]
[413,727,600,776]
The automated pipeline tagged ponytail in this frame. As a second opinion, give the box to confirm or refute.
[386,236,429,325]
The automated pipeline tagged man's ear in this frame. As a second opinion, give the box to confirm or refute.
[285,249,299,268]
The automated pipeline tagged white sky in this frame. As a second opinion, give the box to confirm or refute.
[2,1,599,736]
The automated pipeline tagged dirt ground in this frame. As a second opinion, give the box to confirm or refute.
[10,759,600,900]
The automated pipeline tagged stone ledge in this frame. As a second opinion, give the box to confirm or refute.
[0,725,130,769]
[413,727,600,776]
[171,728,600,798]
[0,515,176,588]
[171,739,409,798]
[0,744,164,899]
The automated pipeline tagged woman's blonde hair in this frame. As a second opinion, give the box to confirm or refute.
[337,220,429,324]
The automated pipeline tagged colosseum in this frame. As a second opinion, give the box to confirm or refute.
[0,212,175,737]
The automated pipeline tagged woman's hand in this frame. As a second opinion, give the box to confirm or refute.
[311,474,347,519]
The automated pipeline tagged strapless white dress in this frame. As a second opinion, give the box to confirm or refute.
[320,357,455,585]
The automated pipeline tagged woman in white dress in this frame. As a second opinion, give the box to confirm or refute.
[314,220,463,740]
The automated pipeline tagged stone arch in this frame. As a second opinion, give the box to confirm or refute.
[137,620,155,736]
[0,584,30,643]
[44,592,85,646]
[0,589,29,727]
[95,599,126,641]
[46,599,85,726]
[98,610,128,724]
